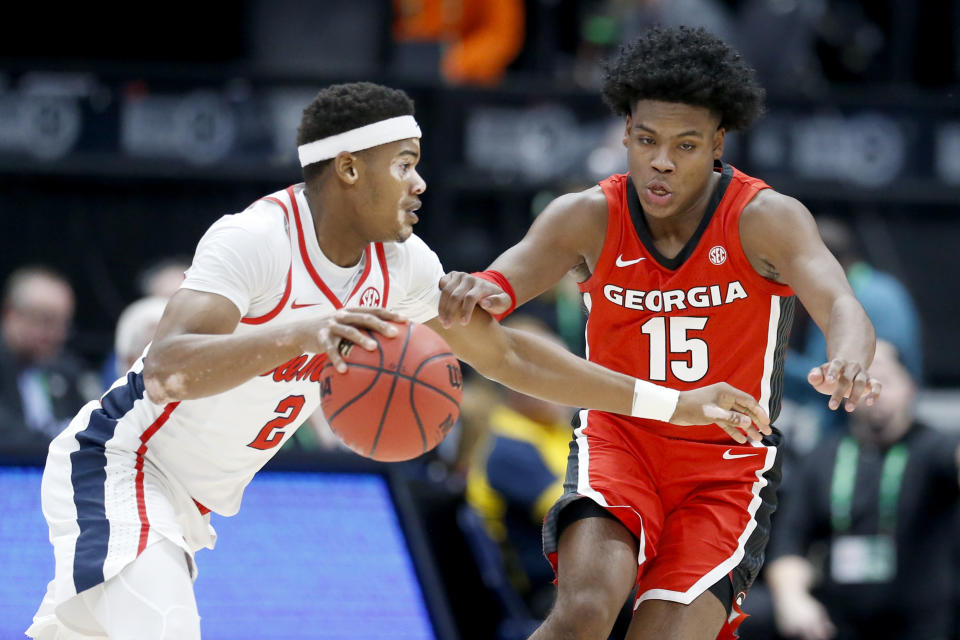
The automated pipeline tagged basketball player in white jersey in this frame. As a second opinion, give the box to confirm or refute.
[28,82,773,639]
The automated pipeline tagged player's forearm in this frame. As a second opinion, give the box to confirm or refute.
[824,295,876,365]
[487,242,578,307]
[473,328,676,420]
[143,325,306,404]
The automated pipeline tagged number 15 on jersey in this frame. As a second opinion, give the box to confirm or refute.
[640,316,709,383]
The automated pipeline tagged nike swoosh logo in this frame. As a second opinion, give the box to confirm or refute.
[723,449,759,460]
[615,255,646,267]
[291,300,323,309]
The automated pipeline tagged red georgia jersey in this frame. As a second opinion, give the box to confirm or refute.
[580,162,795,443]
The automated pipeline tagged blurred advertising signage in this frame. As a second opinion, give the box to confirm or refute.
[465,104,613,182]
[748,110,908,188]
[0,72,85,160]
[121,90,237,165]
[935,122,960,185]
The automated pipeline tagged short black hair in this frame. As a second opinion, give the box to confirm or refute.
[601,26,764,132]
[297,82,415,182]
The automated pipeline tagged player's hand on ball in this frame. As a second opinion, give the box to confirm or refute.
[316,308,408,373]
[807,359,881,412]
[672,383,771,443]
[437,271,512,327]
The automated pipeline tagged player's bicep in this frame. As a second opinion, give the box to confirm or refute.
[742,194,854,330]
[489,191,605,304]
[152,288,242,344]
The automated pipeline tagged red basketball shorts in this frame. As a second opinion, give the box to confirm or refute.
[543,409,782,637]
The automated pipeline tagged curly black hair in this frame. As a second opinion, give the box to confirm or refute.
[601,26,764,131]
[298,82,415,181]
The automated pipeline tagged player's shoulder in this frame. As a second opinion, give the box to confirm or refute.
[205,193,288,241]
[740,186,812,228]
[540,184,608,226]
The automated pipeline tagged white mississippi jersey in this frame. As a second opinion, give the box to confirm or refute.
[122,184,444,515]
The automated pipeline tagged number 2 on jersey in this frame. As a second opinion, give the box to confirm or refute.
[640,317,709,382]
[247,395,306,450]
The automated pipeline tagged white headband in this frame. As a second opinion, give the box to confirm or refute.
[298,115,422,167]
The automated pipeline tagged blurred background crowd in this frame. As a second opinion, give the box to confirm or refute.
[1,1,958,638]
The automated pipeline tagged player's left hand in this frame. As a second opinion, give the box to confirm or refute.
[807,359,882,412]
[437,271,512,328]
[673,382,771,443]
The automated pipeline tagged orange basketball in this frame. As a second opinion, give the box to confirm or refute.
[319,321,463,462]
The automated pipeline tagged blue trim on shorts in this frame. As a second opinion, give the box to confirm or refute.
[69,371,145,593]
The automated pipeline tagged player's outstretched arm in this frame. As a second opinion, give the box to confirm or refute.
[426,313,770,443]
[143,289,404,403]
[437,189,607,327]
[740,191,881,412]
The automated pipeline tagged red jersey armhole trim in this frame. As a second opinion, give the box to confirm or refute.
[239,195,293,325]
[724,177,795,298]
[288,185,344,309]
[578,174,629,293]
[374,243,390,307]
[240,265,292,325]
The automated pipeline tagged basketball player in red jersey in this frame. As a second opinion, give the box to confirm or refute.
[438,27,882,640]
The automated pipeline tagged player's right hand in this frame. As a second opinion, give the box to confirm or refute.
[672,382,771,443]
[315,308,408,373]
[437,271,512,328]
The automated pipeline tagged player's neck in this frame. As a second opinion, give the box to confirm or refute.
[303,185,366,268]
[644,171,720,246]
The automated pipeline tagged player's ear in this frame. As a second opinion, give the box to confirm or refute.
[713,128,725,159]
[334,152,360,185]
[623,116,632,148]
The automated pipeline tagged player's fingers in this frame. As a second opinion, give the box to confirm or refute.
[455,282,486,326]
[335,310,399,339]
[436,272,467,327]
[318,327,349,373]
[843,371,870,412]
[864,377,882,406]
[479,292,513,315]
[824,358,845,386]
[807,365,826,388]
[702,404,750,443]
[827,361,858,411]
[719,386,771,432]
[327,323,377,353]
[720,422,748,444]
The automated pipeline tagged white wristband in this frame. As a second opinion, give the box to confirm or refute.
[631,378,680,422]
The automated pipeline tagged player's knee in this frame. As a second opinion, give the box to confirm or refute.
[550,589,622,636]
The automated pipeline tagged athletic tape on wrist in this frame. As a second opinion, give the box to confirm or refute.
[298,115,422,166]
[470,270,517,322]
[631,378,680,422]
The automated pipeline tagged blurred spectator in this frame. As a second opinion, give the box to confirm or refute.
[137,255,190,299]
[0,266,93,451]
[113,297,167,374]
[765,340,959,640]
[101,257,188,388]
[784,215,923,446]
[465,315,573,617]
[392,0,525,85]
